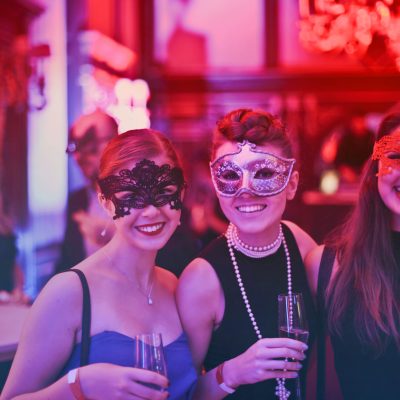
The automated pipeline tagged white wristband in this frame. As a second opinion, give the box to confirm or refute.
[216,362,236,394]
[219,381,236,394]
[67,368,85,400]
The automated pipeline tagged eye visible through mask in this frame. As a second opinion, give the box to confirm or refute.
[210,140,295,197]
[98,159,185,219]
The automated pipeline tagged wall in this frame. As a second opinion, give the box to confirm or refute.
[24,0,68,296]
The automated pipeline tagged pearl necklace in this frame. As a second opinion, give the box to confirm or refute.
[229,223,283,258]
[226,224,292,400]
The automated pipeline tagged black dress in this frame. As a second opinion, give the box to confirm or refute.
[201,223,316,399]
[329,231,400,400]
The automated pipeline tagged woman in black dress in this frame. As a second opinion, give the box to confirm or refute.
[177,108,317,399]
[306,112,400,400]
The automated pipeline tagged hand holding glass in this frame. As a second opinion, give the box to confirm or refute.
[278,293,309,400]
[134,333,167,390]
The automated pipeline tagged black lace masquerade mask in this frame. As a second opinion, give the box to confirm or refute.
[98,159,185,219]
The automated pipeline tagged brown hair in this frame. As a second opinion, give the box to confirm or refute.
[98,129,183,180]
[327,112,400,355]
[211,108,294,160]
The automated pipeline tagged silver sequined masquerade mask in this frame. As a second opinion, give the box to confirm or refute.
[98,159,185,219]
[210,140,295,197]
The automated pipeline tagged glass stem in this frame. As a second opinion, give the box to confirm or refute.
[295,376,302,400]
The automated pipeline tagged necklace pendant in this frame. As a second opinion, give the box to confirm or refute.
[148,296,153,305]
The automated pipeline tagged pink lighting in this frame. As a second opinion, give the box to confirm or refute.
[109,78,151,132]
[298,0,400,69]
[79,30,136,72]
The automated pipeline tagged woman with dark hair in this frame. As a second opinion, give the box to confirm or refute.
[2,129,197,400]
[306,112,400,399]
[177,109,316,399]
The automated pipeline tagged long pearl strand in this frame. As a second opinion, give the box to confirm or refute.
[226,224,293,400]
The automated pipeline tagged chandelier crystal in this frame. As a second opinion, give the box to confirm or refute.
[298,0,400,70]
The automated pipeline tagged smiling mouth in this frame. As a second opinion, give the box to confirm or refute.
[135,223,165,235]
[236,204,266,213]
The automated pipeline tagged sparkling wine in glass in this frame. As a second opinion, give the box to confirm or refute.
[134,333,168,390]
[278,293,309,400]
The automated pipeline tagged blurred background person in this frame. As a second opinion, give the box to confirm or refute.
[333,112,374,184]
[55,109,118,273]
[154,204,201,277]
[0,196,29,304]
[185,150,227,249]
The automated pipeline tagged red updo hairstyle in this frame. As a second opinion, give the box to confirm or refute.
[211,108,295,161]
[98,129,183,180]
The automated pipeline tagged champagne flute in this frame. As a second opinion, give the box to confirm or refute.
[278,293,309,400]
[134,333,168,390]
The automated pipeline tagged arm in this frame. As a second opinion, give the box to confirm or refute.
[177,258,307,400]
[1,272,83,399]
[3,366,168,400]
[1,273,168,400]
[177,258,219,372]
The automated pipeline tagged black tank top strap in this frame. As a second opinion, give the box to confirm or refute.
[317,246,335,312]
[69,268,91,366]
[281,222,303,261]
[316,246,336,400]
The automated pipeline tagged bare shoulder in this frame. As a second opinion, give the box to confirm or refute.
[26,270,84,331]
[304,244,325,296]
[177,257,220,297]
[176,257,221,369]
[155,266,178,292]
[34,270,83,309]
[305,245,325,268]
[2,271,85,396]
[177,257,221,318]
[282,220,318,259]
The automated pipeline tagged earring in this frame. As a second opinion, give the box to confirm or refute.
[100,227,107,237]
[100,219,111,238]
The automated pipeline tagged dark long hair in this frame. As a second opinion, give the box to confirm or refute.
[327,112,400,355]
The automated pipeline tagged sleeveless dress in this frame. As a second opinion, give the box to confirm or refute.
[201,223,316,399]
[320,231,400,400]
[60,270,197,400]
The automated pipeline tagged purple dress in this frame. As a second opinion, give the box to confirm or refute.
[60,331,197,400]
[60,269,197,400]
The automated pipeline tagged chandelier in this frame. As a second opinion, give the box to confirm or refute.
[298,0,400,69]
